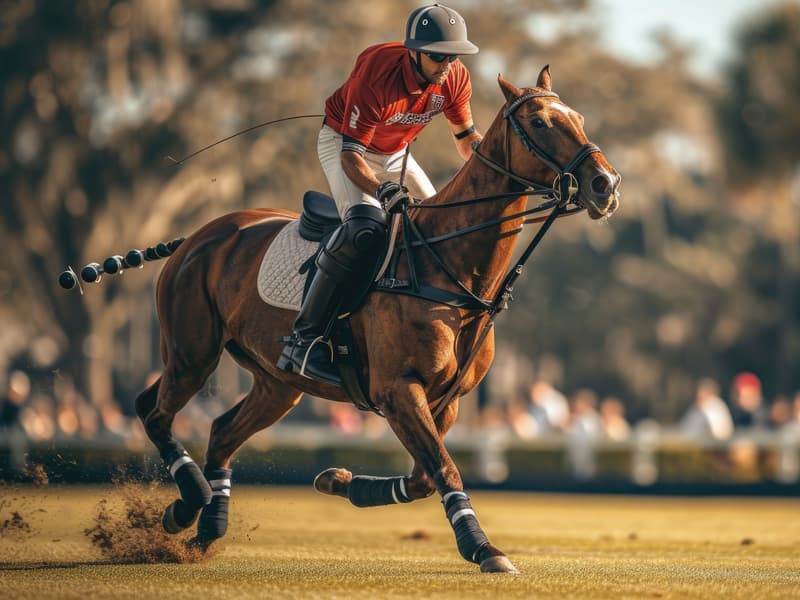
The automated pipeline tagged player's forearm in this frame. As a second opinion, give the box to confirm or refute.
[341,151,382,197]
[454,130,482,161]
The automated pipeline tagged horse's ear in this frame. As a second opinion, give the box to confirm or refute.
[498,74,523,102]
[536,65,552,91]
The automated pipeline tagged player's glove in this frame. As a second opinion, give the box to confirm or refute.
[376,181,410,214]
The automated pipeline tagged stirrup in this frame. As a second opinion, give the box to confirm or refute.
[299,336,333,378]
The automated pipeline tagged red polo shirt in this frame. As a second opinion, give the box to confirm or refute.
[324,42,473,155]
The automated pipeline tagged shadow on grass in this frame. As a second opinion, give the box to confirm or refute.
[0,560,126,571]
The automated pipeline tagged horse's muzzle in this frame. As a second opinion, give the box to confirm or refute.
[584,172,620,219]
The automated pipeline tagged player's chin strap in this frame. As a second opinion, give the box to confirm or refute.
[410,51,440,86]
[412,51,425,78]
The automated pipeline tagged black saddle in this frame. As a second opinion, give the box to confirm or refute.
[299,191,341,241]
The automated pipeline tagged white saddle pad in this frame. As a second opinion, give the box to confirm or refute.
[257,219,318,311]
[257,212,400,311]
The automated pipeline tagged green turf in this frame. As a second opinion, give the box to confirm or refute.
[1,485,799,599]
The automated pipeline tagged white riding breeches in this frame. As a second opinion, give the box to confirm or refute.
[317,124,437,218]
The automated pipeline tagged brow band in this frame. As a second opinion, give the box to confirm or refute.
[504,90,560,117]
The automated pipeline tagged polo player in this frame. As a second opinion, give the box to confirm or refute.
[278,3,484,384]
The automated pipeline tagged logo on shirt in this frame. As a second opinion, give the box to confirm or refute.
[383,95,446,127]
[349,105,360,129]
[384,110,443,126]
[428,94,445,112]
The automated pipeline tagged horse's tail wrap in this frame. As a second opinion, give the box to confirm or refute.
[58,237,185,290]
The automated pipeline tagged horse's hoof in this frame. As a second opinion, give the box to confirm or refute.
[479,555,520,574]
[186,536,213,552]
[162,499,199,534]
[313,468,353,497]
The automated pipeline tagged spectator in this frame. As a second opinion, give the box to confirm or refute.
[777,391,800,437]
[529,380,570,433]
[566,388,603,480]
[100,402,131,438]
[768,395,792,429]
[792,392,800,429]
[56,390,81,437]
[599,396,631,441]
[507,397,540,439]
[329,402,363,435]
[0,370,30,430]
[19,396,56,441]
[729,372,768,428]
[679,378,734,440]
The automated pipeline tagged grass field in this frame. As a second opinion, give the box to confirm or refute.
[1,484,799,599]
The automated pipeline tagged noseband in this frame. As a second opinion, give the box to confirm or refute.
[475,89,602,206]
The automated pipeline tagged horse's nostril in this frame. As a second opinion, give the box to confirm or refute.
[591,174,612,195]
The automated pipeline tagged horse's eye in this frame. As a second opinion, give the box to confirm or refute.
[531,117,546,128]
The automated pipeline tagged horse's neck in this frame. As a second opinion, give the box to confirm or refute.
[414,123,529,299]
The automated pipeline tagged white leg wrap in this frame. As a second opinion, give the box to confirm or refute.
[169,455,194,478]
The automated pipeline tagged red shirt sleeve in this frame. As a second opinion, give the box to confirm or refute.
[340,77,383,149]
[444,63,473,126]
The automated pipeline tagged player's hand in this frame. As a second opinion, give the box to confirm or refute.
[376,181,410,214]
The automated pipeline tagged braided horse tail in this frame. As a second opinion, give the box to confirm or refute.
[58,238,185,290]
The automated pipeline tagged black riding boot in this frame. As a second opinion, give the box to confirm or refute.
[276,266,343,385]
[277,203,388,386]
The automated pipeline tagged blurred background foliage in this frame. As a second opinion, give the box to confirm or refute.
[1,0,798,423]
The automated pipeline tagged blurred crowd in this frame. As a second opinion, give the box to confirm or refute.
[2,367,800,451]
[0,369,149,450]
[503,371,800,443]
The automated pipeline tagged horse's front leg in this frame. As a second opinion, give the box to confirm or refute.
[378,377,518,573]
[313,401,457,505]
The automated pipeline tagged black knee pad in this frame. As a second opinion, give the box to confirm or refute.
[317,204,387,279]
[343,204,388,252]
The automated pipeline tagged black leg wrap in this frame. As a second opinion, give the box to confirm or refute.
[443,491,490,564]
[197,467,232,542]
[347,475,412,507]
[170,499,200,529]
[162,442,212,510]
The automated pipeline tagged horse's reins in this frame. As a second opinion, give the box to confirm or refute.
[414,89,603,419]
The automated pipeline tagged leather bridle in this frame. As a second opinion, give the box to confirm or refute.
[473,89,602,206]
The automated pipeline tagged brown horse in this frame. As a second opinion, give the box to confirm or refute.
[134,66,620,574]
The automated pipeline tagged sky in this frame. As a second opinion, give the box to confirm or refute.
[595,0,785,76]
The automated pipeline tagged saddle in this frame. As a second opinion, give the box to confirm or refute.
[298,190,340,242]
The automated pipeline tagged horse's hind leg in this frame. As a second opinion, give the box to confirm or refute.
[136,358,220,533]
[194,368,302,546]
[135,309,224,534]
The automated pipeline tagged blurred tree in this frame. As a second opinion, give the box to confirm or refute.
[0,0,796,425]
[0,0,283,410]
[473,4,735,421]
[718,2,800,181]
[716,1,800,396]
